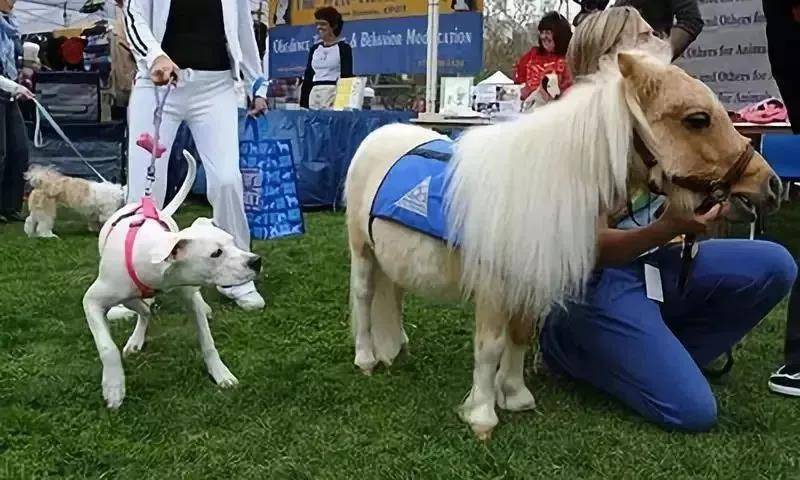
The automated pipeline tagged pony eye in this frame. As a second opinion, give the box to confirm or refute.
[683,112,711,130]
[210,249,223,258]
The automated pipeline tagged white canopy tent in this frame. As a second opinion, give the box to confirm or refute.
[14,1,268,34]
[13,0,115,34]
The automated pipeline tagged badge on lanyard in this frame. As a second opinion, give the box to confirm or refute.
[644,261,664,302]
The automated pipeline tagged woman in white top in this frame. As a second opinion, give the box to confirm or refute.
[299,7,353,110]
[123,0,268,310]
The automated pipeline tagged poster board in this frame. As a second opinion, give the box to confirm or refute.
[675,0,780,111]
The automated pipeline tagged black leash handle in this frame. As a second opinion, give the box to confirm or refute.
[678,234,698,293]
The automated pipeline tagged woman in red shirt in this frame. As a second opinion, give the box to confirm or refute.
[514,12,573,103]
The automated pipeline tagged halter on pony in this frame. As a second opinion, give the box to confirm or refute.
[632,130,756,292]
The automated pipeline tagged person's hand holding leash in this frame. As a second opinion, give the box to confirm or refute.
[14,85,35,101]
[150,55,179,86]
[249,97,268,116]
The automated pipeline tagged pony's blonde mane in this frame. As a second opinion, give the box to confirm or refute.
[444,64,633,315]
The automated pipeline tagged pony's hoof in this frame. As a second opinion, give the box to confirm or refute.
[472,425,494,442]
[459,400,498,440]
[496,384,537,412]
[355,349,377,375]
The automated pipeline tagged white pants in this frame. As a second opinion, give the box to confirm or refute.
[127,70,250,251]
[308,84,337,110]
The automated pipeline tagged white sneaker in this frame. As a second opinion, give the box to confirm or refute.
[217,281,265,311]
[107,305,137,321]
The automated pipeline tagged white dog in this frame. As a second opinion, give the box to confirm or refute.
[24,166,126,238]
[82,151,262,409]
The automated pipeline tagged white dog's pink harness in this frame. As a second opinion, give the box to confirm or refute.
[104,197,170,298]
[108,84,174,298]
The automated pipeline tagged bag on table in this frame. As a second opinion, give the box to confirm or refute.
[239,115,305,240]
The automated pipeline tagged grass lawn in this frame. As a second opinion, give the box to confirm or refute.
[2,201,800,479]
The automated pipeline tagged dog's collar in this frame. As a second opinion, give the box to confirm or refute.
[105,197,170,298]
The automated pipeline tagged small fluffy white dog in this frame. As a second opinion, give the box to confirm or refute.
[24,165,126,238]
[83,151,261,409]
[521,72,562,113]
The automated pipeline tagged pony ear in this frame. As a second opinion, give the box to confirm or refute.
[618,52,661,105]
[149,234,190,264]
[617,52,642,79]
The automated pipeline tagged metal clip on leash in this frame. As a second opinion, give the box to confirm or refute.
[142,84,173,198]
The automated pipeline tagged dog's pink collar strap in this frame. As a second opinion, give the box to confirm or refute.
[109,197,169,299]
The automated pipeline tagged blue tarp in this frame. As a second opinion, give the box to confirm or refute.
[170,109,414,209]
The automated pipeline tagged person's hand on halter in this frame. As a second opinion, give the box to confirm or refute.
[658,201,725,236]
[249,97,268,116]
[793,5,800,23]
[150,55,179,86]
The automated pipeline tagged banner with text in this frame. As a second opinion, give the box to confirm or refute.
[269,12,483,77]
[675,0,779,110]
[269,0,483,26]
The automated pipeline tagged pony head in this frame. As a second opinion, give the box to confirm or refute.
[617,50,781,222]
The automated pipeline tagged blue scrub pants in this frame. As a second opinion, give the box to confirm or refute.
[540,240,796,431]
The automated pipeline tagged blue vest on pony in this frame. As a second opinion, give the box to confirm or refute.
[370,139,454,242]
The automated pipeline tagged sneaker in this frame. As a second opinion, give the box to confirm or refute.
[217,281,265,311]
[768,365,800,397]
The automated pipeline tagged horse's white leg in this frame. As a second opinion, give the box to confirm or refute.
[350,246,377,374]
[460,296,507,440]
[496,313,536,412]
[370,265,406,367]
[122,298,151,357]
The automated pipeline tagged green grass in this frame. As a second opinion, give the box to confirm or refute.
[2,203,800,479]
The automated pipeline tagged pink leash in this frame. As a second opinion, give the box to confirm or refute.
[119,85,174,297]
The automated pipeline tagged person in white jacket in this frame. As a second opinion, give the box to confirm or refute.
[122,0,269,310]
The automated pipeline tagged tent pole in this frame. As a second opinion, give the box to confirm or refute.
[424,0,439,113]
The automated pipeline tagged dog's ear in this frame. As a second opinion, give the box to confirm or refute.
[149,233,190,263]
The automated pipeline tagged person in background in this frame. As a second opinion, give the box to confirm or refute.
[123,0,268,310]
[612,0,703,60]
[573,0,610,27]
[765,1,800,397]
[514,11,573,105]
[299,7,353,110]
[0,0,33,224]
[763,1,800,135]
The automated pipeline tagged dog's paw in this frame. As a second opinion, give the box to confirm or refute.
[102,381,126,409]
[209,363,238,388]
[123,336,145,357]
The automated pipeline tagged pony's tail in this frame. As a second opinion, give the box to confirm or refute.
[368,265,406,367]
